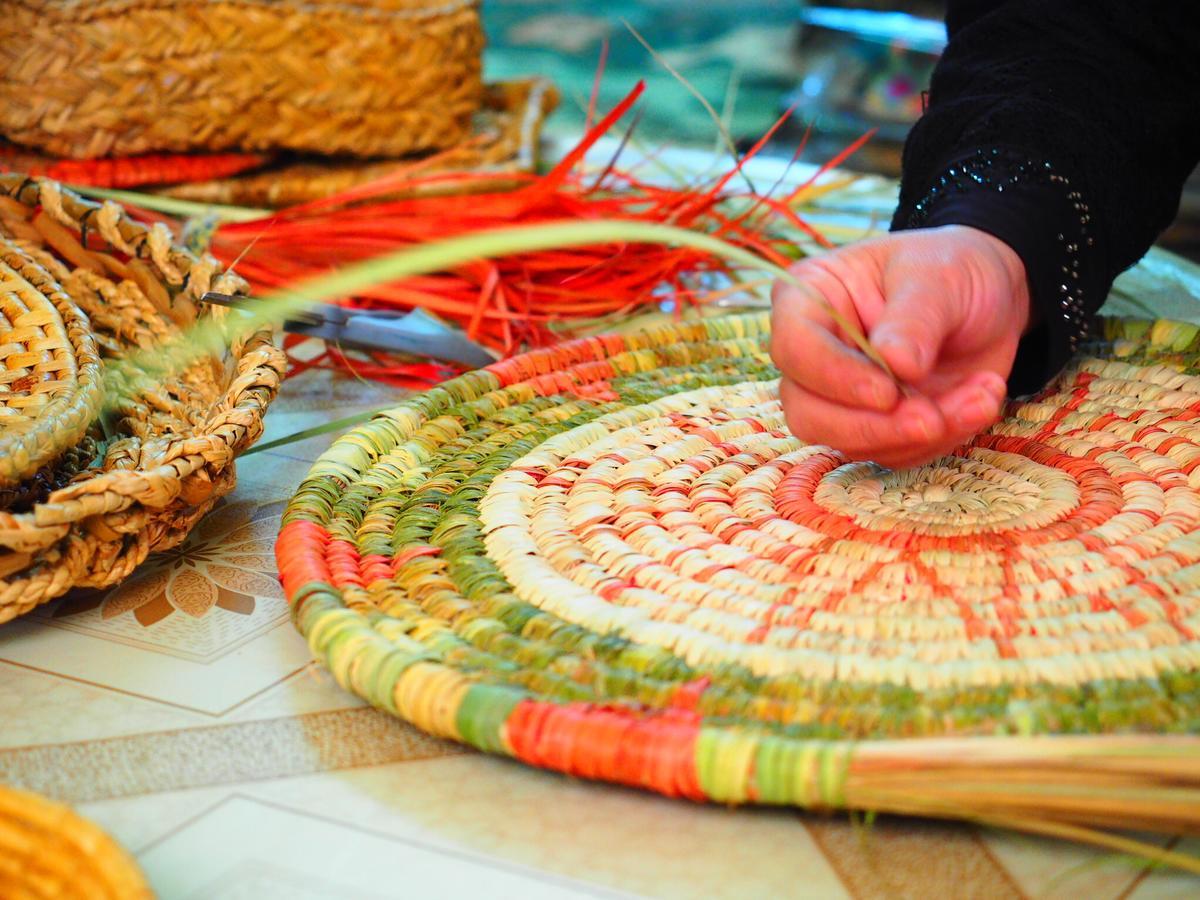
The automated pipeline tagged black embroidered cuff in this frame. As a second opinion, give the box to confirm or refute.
[890,147,1108,397]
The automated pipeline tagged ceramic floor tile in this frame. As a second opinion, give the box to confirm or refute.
[252,369,406,463]
[78,784,235,857]
[0,661,206,747]
[981,828,1171,899]
[136,794,632,900]
[0,613,310,716]
[1126,838,1200,899]
[220,659,366,721]
[239,754,849,900]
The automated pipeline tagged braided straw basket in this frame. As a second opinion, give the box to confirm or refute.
[1,0,484,160]
[0,785,151,899]
[0,174,285,623]
[279,312,1200,845]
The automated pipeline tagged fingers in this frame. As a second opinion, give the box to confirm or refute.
[771,259,899,412]
[935,370,1008,434]
[869,275,967,386]
[779,377,943,464]
[779,369,1007,468]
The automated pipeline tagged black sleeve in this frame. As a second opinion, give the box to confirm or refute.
[890,1,1200,395]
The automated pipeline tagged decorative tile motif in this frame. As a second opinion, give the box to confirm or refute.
[43,499,289,663]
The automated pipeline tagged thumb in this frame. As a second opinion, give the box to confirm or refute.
[869,279,964,385]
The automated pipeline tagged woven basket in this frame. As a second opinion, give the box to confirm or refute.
[159,79,560,209]
[1,0,484,160]
[278,312,1200,833]
[0,174,286,622]
[0,785,151,899]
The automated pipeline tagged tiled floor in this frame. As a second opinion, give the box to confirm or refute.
[2,153,1197,899]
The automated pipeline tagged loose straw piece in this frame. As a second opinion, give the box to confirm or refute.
[118,218,894,410]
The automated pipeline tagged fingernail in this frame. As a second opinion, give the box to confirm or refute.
[957,388,997,427]
[875,331,922,370]
[905,415,936,443]
[855,381,889,409]
[980,372,1008,399]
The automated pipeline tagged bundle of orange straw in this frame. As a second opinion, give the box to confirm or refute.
[202,83,868,384]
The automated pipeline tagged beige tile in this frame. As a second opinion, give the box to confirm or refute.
[241,754,849,900]
[136,793,628,900]
[0,707,462,804]
[981,828,1167,899]
[0,612,310,716]
[0,660,205,747]
[233,451,318,494]
[222,660,365,721]
[252,368,407,463]
[1126,838,1200,899]
[78,784,234,855]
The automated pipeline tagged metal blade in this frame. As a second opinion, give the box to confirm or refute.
[339,309,495,368]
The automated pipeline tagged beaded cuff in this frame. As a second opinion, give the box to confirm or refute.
[893,148,1107,390]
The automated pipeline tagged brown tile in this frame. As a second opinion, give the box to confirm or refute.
[805,814,1027,900]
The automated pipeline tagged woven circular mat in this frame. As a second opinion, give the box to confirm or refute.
[279,313,1200,804]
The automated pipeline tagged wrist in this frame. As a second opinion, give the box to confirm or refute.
[964,225,1033,335]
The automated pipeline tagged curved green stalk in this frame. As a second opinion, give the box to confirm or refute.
[109,218,891,410]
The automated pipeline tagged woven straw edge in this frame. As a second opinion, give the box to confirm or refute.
[0,784,151,898]
[157,77,559,208]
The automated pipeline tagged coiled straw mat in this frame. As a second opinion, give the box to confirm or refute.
[0,785,150,899]
[0,174,286,622]
[278,312,1200,838]
[2,0,484,160]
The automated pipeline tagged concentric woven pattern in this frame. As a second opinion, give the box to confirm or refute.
[278,313,1200,806]
[0,174,286,622]
[0,232,103,488]
[2,0,484,159]
[0,785,150,899]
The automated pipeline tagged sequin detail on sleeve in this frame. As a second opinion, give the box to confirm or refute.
[898,147,1100,355]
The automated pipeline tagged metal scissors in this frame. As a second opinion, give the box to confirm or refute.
[201,292,495,369]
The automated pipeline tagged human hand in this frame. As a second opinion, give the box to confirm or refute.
[770,224,1031,469]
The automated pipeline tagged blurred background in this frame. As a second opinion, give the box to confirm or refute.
[484,0,1200,261]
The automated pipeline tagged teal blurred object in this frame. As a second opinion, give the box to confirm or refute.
[483,1,802,146]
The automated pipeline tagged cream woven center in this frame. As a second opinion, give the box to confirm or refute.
[820,453,1079,535]
[479,380,1200,689]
